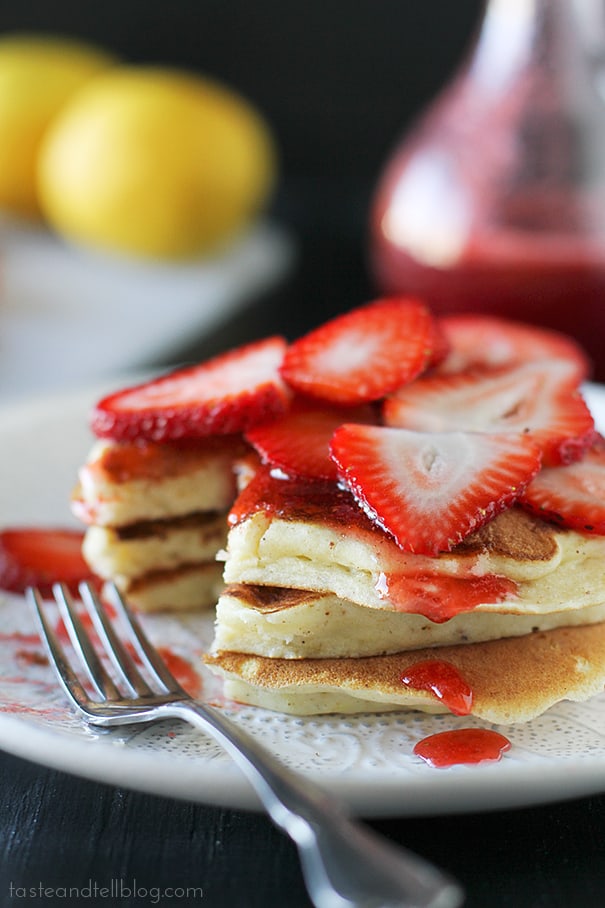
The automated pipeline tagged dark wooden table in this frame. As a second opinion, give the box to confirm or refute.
[2,180,605,908]
[3,747,605,908]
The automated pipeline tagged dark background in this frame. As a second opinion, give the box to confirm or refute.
[0,1,484,344]
[0,1,482,184]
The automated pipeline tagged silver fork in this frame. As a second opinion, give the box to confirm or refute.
[28,581,464,908]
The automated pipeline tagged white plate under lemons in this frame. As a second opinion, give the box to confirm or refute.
[0,218,294,402]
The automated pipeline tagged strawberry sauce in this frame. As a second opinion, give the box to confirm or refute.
[228,466,375,531]
[15,648,48,666]
[402,660,513,767]
[230,467,518,622]
[91,435,242,483]
[376,572,517,623]
[0,632,41,646]
[156,647,202,698]
[414,728,512,768]
[401,659,473,715]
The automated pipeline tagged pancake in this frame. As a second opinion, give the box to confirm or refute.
[205,622,605,723]
[114,563,225,613]
[221,470,605,623]
[73,437,242,526]
[72,436,243,611]
[205,463,605,719]
[83,513,227,580]
[213,583,605,657]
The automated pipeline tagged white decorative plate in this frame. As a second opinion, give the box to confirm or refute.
[1,382,605,818]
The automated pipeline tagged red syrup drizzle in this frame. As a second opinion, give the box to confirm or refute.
[0,632,41,645]
[52,592,118,643]
[401,659,474,715]
[228,466,368,529]
[54,608,97,644]
[401,660,512,768]
[414,729,512,768]
[93,435,244,483]
[156,647,202,699]
[377,572,518,623]
[229,467,519,623]
[15,649,48,666]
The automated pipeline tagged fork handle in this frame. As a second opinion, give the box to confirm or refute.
[157,700,463,908]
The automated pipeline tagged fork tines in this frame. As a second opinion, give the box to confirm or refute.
[28,582,185,711]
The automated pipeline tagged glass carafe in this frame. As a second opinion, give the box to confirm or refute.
[369,0,605,379]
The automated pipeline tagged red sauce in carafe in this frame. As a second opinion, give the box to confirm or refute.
[401,659,473,715]
[373,212,605,373]
[414,728,512,768]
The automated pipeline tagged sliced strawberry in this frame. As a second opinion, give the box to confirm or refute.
[91,336,290,442]
[427,317,451,369]
[437,314,591,380]
[383,360,595,466]
[0,527,94,596]
[245,399,375,480]
[330,424,542,555]
[520,437,605,534]
[280,297,436,404]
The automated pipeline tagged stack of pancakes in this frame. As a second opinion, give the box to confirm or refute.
[72,436,243,612]
[71,434,605,724]
[205,465,605,724]
[69,306,605,726]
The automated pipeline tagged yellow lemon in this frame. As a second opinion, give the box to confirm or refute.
[37,66,277,259]
[0,33,115,219]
